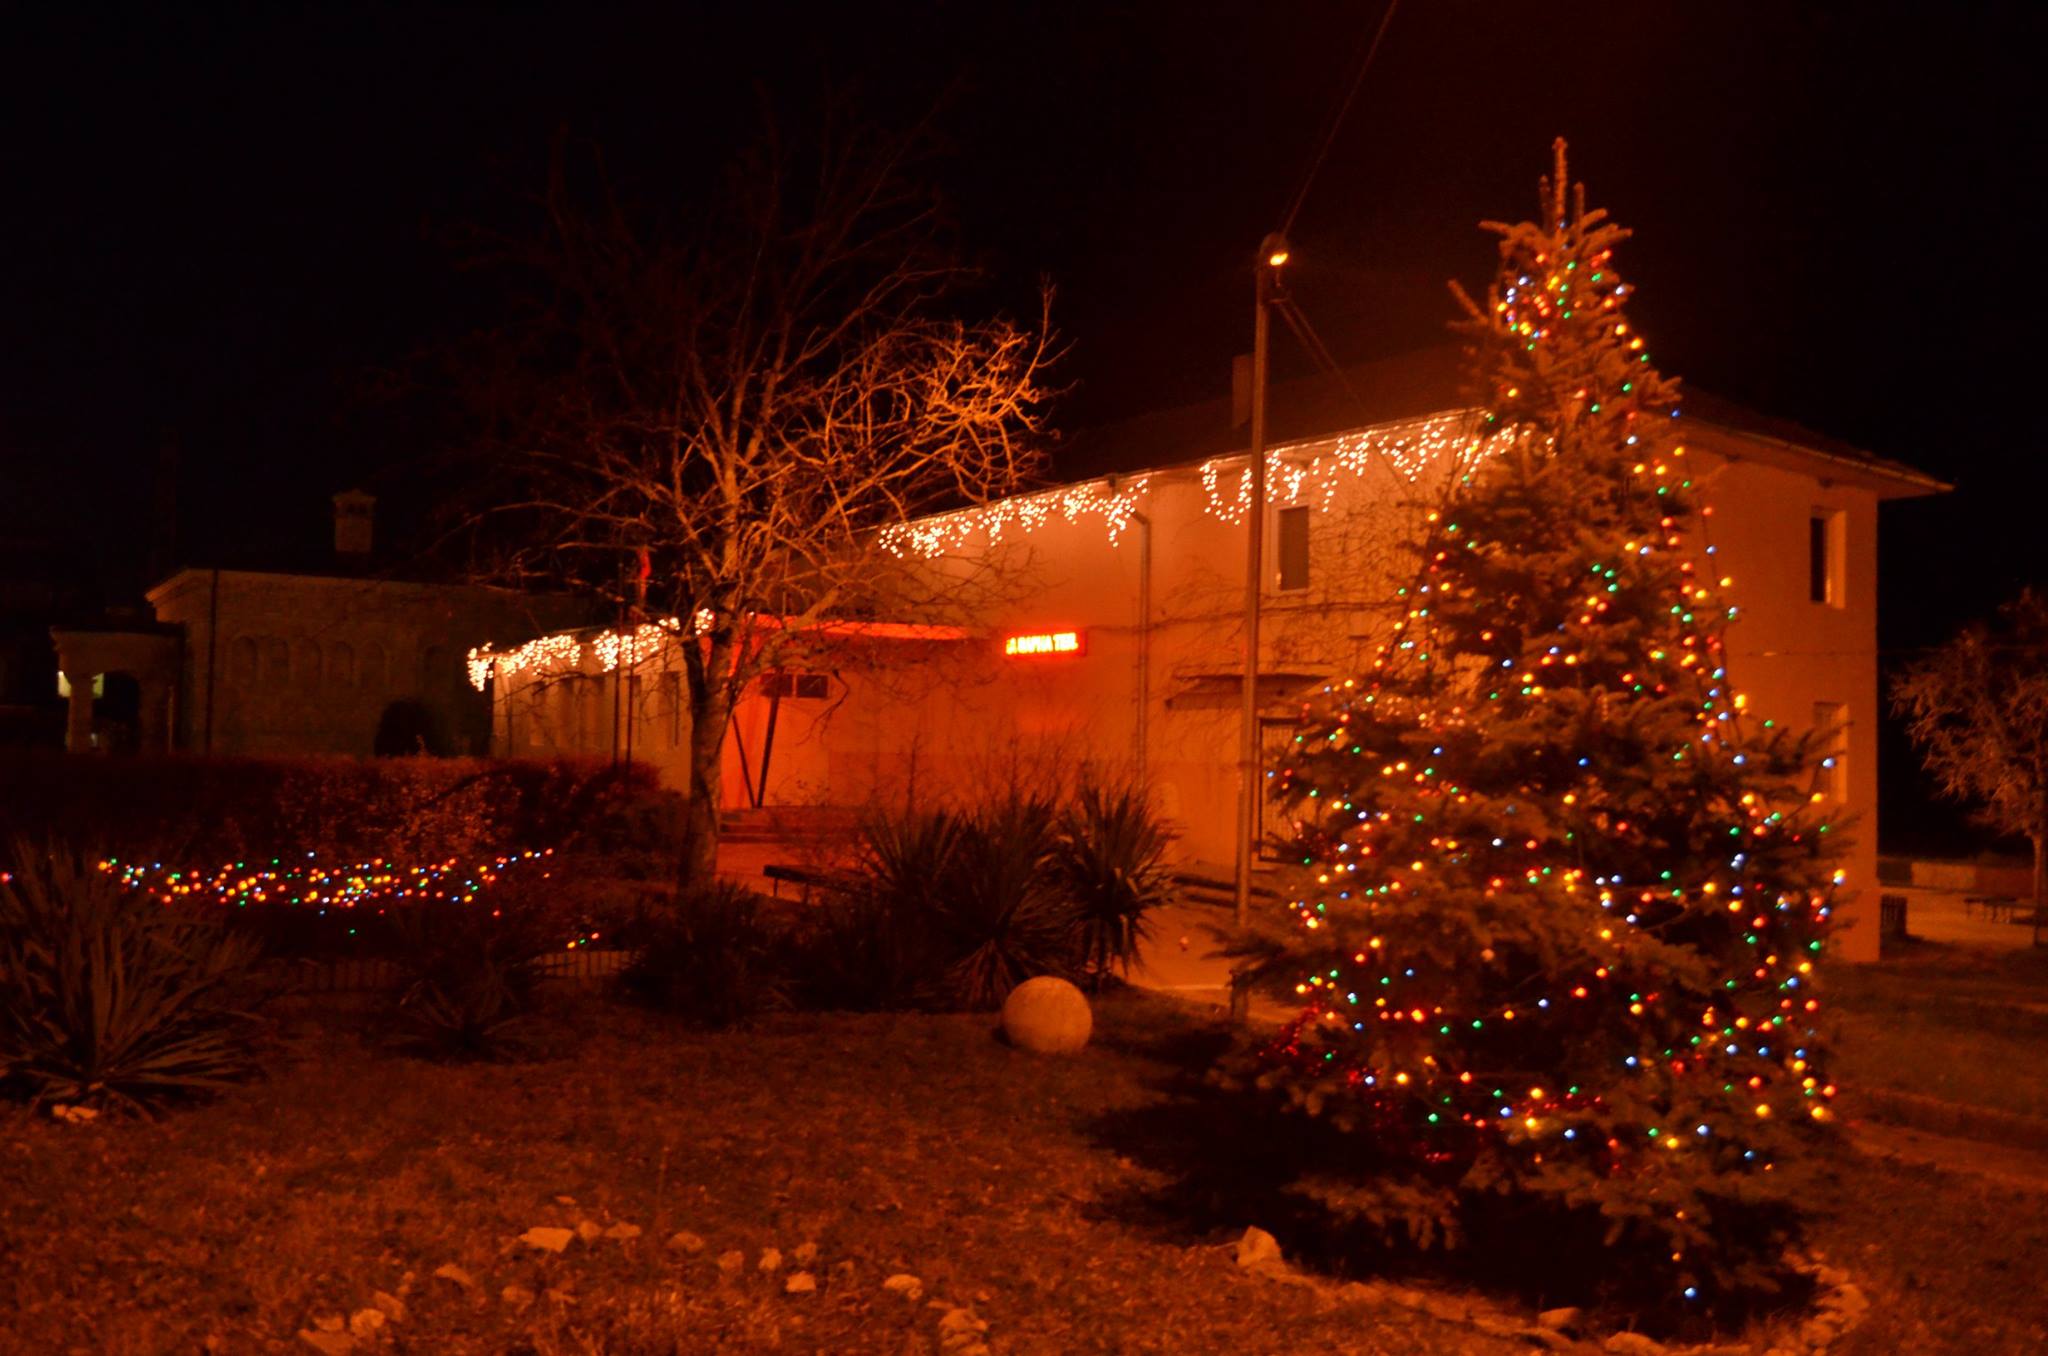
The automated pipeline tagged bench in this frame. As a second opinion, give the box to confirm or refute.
[1964,895,2022,923]
[761,862,856,903]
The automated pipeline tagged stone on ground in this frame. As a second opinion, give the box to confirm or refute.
[785,1272,817,1294]
[1000,976,1093,1054]
[1234,1226,1282,1269]
[347,1309,385,1339]
[519,1226,575,1253]
[431,1264,477,1294]
[666,1230,706,1254]
[883,1273,924,1301]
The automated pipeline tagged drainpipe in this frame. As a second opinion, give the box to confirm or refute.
[202,568,220,753]
[1130,505,1152,785]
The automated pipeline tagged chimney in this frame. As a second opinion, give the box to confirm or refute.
[1231,353,1253,429]
[333,489,375,557]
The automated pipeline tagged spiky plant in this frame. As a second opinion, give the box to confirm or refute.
[1054,780,1176,986]
[388,901,553,1058]
[940,797,1076,1009]
[0,841,263,1113]
[620,881,792,1027]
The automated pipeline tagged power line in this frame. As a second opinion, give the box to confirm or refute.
[1280,0,1400,239]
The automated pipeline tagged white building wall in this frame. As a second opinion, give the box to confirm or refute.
[486,418,1914,959]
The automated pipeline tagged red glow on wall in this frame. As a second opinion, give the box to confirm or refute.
[1004,630,1084,657]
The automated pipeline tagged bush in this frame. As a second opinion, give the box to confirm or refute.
[828,783,1177,1011]
[1054,780,1175,986]
[796,814,954,1012]
[619,882,791,1028]
[940,798,1078,1009]
[0,841,264,1112]
[387,897,556,1059]
[0,752,676,866]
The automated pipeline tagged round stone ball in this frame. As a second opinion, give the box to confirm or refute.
[1001,976,1093,1054]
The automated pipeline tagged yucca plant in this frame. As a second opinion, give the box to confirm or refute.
[939,797,1076,1009]
[0,841,264,1113]
[620,881,792,1027]
[1053,780,1176,986]
[388,901,553,1058]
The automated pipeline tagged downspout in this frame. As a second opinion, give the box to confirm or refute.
[1131,507,1152,784]
[202,568,219,753]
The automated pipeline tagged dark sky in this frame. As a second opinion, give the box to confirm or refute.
[2,0,2038,665]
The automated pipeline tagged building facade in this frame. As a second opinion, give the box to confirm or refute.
[478,365,1942,959]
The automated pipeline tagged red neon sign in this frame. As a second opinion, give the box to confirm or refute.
[1003,630,1084,657]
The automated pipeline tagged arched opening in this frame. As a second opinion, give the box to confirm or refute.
[374,698,451,757]
[94,671,143,754]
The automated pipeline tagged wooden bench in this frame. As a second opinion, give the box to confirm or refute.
[761,862,856,902]
[1964,895,2021,923]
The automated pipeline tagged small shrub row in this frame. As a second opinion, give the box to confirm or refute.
[619,780,1179,1024]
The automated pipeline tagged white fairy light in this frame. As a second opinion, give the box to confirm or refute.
[878,477,1152,558]
[466,618,684,691]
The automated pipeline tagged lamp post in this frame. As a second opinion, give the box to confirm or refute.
[1235,232,1290,928]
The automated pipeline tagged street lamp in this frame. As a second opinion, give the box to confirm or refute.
[1235,232,1290,929]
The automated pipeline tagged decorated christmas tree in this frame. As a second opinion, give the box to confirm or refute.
[1234,140,1842,1304]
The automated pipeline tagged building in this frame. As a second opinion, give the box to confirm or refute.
[476,350,1945,959]
[50,491,582,758]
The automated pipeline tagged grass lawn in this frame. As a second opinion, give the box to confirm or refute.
[1829,940,2048,1121]
[3,989,2046,1355]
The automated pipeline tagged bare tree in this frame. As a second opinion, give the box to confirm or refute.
[460,118,1055,883]
[1892,589,2048,944]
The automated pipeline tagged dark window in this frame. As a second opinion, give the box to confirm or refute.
[1808,515,1829,604]
[760,671,830,700]
[1810,509,1844,607]
[1276,506,1310,591]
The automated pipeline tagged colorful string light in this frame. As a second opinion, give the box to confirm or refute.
[1247,142,1838,1301]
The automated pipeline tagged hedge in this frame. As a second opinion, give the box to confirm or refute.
[0,752,677,866]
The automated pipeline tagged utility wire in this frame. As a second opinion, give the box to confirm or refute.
[1279,0,1401,239]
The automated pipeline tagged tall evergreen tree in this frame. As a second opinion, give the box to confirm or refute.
[1234,141,1842,1303]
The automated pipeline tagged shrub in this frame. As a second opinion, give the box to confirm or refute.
[940,798,1077,1009]
[619,882,791,1028]
[0,752,676,867]
[0,841,264,1112]
[387,898,556,1059]
[1054,780,1175,986]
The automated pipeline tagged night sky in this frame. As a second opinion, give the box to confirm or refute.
[3,5,2037,666]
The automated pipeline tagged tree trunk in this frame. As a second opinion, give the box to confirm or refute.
[2033,832,2045,948]
[681,686,730,891]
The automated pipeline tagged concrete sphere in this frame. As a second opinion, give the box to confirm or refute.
[1001,976,1093,1054]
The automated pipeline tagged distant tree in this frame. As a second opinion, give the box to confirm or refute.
[457,118,1055,883]
[1893,590,2048,944]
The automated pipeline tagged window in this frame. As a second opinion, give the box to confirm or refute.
[228,636,259,686]
[262,637,290,686]
[1275,505,1310,592]
[662,671,683,746]
[1812,701,1848,802]
[293,638,322,688]
[759,671,830,700]
[1809,509,1845,607]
